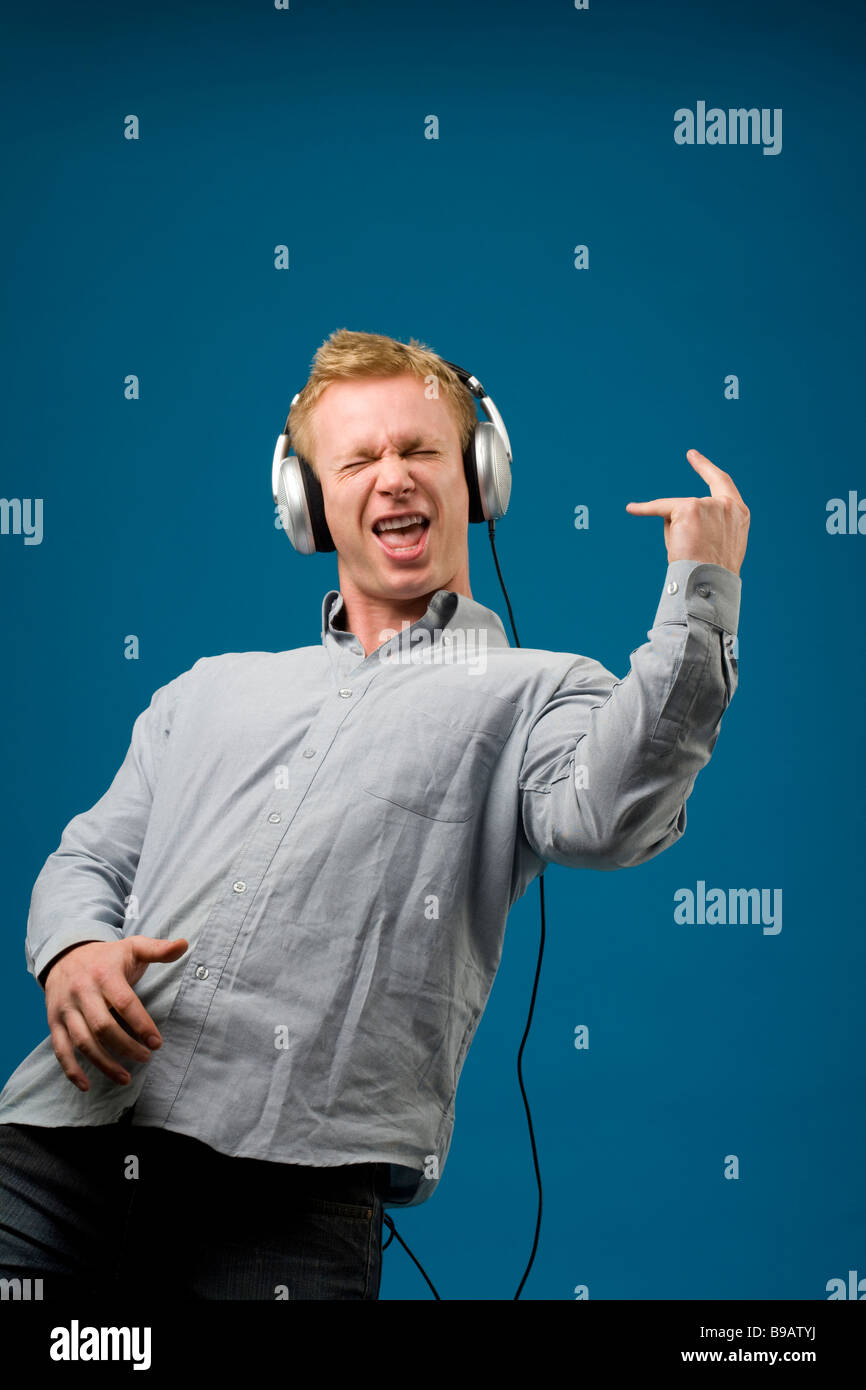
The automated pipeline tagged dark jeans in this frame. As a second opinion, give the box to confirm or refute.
[0,1112,387,1300]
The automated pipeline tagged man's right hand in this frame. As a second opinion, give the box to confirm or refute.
[44,935,189,1091]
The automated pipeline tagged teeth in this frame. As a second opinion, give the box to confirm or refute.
[374,514,427,533]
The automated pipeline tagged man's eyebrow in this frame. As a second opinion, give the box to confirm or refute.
[335,435,448,463]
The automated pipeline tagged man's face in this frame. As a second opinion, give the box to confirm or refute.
[311,373,470,606]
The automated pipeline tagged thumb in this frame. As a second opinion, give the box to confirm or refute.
[127,935,189,960]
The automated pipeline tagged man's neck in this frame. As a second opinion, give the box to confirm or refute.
[336,570,472,657]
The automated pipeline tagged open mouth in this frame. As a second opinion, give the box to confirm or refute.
[372,513,431,559]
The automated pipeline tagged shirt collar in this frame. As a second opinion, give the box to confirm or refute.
[321,587,511,660]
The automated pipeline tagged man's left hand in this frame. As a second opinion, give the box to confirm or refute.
[625,449,750,577]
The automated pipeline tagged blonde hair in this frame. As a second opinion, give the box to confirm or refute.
[287,328,478,477]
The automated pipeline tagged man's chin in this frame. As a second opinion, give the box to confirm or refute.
[349,563,441,606]
[336,545,455,605]
[375,572,438,603]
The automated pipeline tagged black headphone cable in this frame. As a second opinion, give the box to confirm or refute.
[383,519,546,1301]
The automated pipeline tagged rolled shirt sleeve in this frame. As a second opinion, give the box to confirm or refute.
[518,560,741,871]
[26,671,188,988]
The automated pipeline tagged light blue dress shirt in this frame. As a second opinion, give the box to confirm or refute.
[0,559,741,1206]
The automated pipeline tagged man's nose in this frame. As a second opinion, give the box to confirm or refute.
[376,451,415,490]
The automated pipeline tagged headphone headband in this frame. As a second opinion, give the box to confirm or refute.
[429,359,513,464]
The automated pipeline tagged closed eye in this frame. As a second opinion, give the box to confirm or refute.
[341,448,440,469]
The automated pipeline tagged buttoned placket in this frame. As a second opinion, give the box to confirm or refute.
[135,628,385,1123]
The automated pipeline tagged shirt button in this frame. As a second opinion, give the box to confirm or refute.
[268,812,281,824]
[232,880,247,893]
[195,965,209,980]
[302,748,316,759]
[338,688,353,698]
[696,583,711,598]
[666,580,679,594]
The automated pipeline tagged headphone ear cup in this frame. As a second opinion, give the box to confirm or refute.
[471,420,512,522]
[297,456,336,552]
[463,428,486,524]
[275,454,336,553]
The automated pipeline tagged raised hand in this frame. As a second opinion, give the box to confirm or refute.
[625,449,750,576]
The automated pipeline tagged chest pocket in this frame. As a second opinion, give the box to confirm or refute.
[359,684,521,823]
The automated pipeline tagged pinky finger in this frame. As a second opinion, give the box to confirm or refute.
[49,1019,91,1091]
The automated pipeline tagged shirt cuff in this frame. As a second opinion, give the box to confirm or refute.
[29,923,122,990]
[651,560,741,637]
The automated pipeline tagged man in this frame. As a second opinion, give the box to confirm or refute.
[0,329,749,1300]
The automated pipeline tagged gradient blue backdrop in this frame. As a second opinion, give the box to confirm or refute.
[1,0,863,1300]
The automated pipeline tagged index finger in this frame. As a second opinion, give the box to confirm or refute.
[103,978,163,1048]
[625,497,683,517]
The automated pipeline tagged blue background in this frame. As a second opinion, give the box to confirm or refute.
[1,0,863,1300]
